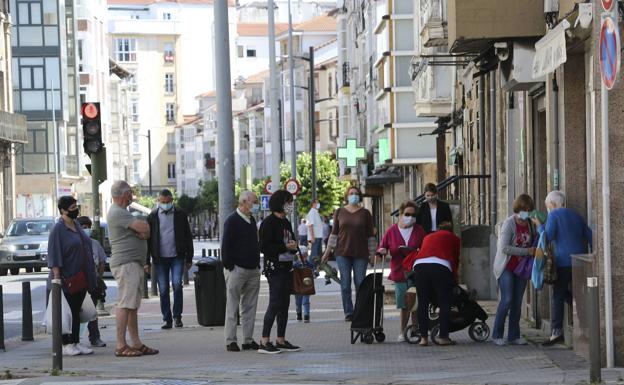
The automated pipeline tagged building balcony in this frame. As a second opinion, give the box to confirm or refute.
[0,111,27,144]
[420,0,448,48]
[411,57,452,117]
[447,0,545,54]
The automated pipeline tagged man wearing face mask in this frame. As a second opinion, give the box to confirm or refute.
[416,183,453,234]
[221,190,262,352]
[146,189,194,329]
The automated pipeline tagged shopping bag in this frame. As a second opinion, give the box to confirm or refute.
[79,295,97,323]
[44,291,72,334]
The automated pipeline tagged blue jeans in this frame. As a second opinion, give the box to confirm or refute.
[551,266,572,334]
[310,238,323,258]
[336,256,368,316]
[493,269,528,341]
[155,258,184,322]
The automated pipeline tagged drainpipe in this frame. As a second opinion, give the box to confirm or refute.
[451,60,458,178]
[489,71,497,229]
[552,74,560,190]
[478,75,486,225]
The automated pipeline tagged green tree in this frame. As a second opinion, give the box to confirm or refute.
[279,152,349,218]
[197,179,219,214]
[177,194,199,215]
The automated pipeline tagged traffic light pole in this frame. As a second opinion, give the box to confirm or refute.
[91,151,101,245]
[308,46,316,201]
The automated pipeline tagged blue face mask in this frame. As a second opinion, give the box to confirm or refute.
[518,211,530,220]
[83,229,92,237]
[251,204,260,214]
[160,202,173,211]
[348,194,360,205]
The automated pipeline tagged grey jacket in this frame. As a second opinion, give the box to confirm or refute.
[493,215,535,279]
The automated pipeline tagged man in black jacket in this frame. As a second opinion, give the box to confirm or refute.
[221,190,261,352]
[146,189,193,329]
[416,183,453,234]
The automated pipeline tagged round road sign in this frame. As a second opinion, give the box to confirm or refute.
[599,17,620,90]
[264,179,275,195]
[284,179,301,195]
[602,0,614,11]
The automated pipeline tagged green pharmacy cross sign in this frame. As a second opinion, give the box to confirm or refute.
[337,139,366,167]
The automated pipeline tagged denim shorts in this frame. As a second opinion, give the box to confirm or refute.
[394,281,408,309]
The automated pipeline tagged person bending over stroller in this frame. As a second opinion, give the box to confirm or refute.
[402,222,460,346]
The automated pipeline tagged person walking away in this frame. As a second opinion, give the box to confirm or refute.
[402,222,460,346]
[297,219,308,245]
[534,191,592,346]
[146,189,194,329]
[322,217,331,249]
[416,183,453,234]
[77,216,107,348]
[377,201,426,342]
[48,196,97,356]
[492,194,537,346]
[322,186,376,322]
[108,180,158,357]
[258,190,303,354]
[221,190,262,352]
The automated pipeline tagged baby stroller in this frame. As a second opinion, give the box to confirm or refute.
[404,284,490,344]
[350,254,386,344]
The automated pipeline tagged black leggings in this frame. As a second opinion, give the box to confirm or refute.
[262,266,292,338]
[63,290,87,345]
[414,263,453,339]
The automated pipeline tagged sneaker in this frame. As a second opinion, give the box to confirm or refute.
[257,342,281,354]
[90,338,107,347]
[75,343,94,355]
[275,340,301,352]
[161,320,172,330]
[303,315,310,323]
[62,344,81,356]
[492,338,506,346]
[542,334,564,347]
[296,312,302,321]
[174,317,183,328]
[226,342,240,352]
[397,334,405,343]
[242,341,260,350]
[509,337,528,345]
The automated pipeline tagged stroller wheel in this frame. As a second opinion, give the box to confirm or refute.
[362,333,374,344]
[430,325,440,345]
[468,321,490,342]
[374,332,386,343]
[404,324,421,344]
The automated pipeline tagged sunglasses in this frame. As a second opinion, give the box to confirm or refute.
[403,213,416,217]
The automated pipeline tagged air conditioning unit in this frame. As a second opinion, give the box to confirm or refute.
[500,42,546,92]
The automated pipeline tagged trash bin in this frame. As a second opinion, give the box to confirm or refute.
[194,257,226,326]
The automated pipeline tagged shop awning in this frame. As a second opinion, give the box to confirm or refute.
[532,19,570,79]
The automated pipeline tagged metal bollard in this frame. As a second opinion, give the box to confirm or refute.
[151,264,158,296]
[51,279,62,370]
[0,285,5,351]
[207,249,212,257]
[588,277,601,383]
[202,248,206,258]
[22,281,33,341]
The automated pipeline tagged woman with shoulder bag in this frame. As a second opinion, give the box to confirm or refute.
[258,190,304,354]
[47,196,97,356]
[492,194,537,346]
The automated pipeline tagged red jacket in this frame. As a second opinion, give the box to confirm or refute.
[378,224,426,282]
[402,230,461,282]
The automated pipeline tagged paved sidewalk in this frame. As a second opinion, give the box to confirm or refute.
[1,266,622,385]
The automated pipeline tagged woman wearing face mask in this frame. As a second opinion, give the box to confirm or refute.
[47,196,97,356]
[377,201,426,341]
[322,186,376,322]
[492,194,537,346]
[258,190,303,354]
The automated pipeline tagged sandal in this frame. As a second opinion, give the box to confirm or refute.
[136,344,159,355]
[419,340,429,347]
[115,345,142,357]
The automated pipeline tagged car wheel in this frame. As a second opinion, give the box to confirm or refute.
[9,268,19,275]
[0,268,7,276]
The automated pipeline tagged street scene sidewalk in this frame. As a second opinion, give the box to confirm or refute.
[1,244,622,385]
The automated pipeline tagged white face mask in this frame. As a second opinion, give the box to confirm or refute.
[401,215,415,227]
[518,211,530,220]
[284,203,293,215]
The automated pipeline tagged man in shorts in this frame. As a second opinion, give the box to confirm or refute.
[107,180,159,357]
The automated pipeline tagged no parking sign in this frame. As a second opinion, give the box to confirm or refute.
[599,16,620,90]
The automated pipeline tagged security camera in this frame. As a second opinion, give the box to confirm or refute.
[574,3,592,29]
[494,42,510,62]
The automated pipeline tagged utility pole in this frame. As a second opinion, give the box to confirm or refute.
[287,0,297,227]
[268,0,281,194]
[214,0,235,237]
[308,46,317,201]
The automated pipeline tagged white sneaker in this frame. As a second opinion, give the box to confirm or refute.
[75,343,94,355]
[509,337,528,345]
[62,343,82,356]
[397,334,405,342]
[492,338,506,346]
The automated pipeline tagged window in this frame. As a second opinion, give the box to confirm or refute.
[18,2,42,25]
[167,132,175,154]
[132,129,139,153]
[164,73,174,94]
[328,73,333,97]
[237,45,244,58]
[163,12,172,20]
[16,121,52,174]
[167,163,176,179]
[164,43,174,63]
[133,159,140,183]
[130,100,139,122]
[127,72,137,92]
[246,47,256,57]
[166,103,175,123]
[115,38,137,62]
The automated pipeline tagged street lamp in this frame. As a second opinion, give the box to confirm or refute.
[138,130,153,196]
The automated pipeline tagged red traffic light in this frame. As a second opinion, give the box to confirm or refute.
[82,103,99,119]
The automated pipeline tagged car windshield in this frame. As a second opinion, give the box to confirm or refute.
[6,220,54,236]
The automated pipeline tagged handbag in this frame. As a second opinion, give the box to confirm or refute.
[513,256,534,280]
[543,239,558,284]
[291,266,316,295]
[64,231,90,294]
[532,232,546,289]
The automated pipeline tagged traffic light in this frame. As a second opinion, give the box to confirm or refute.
[81,102,103,155]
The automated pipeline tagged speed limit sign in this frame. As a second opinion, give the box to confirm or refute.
[284,179,301,195]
